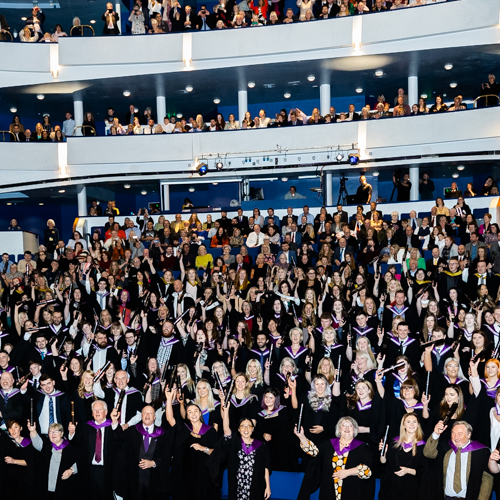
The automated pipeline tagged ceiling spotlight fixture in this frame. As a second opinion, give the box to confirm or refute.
[37,94,45,100]
[196,163,208,176]
[213,98,221,104]
[355,88,363,94]
[307,75,315,82]
[336,152,344,162]
[39,202,44,205]
[6,203,12,206]
[215,159,224,170]
[188,187,195,193]
[185,85,193,92]
[21,17,27,21]
[421,93,428,99]
[281,177,288,182]
[141,190,147,195]
[349,153,360,165]
[457,165,465,171]
[176,113,183,118]
[212,182,218,185]
[10,107,17,113]
[58,189,65,193]
[375,70,384,77]
[450,82,457,88]
[444,63,453,70]
[284,93,291,99]
[123,90,131,97]
[452,173,459,179]
[124,184,131,189]
[90,19,96,24]
[372,171,380,177]
[247,82,256,88]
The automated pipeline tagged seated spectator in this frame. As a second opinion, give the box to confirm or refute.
[448,95,466,111]
[52,24,67,40]
[20,26,39,42]
[429,95,448,112]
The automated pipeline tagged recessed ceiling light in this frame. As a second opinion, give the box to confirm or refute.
[123,90,131,97]
[21,17,27,21]
[212,182,218,185]
[141,190,147,195]
[37,94,45,100]
[58,189,65,193]
[355,88,363,93]
[124,184,131,189]
[247,82,255,89]
[213,98,220,104]
[10,107,17,113]
[39,202,44,205]
[284,93,291,99]
[90,19,96,24]
[457,165,465,171]
[185,85,193,92]
[281,177,288,182]
[6,203,12,206]
[443,93,447,97]
[449,83,457,88]
[444,63,453,70]
[452,173,459,178]
[188,187,195,192]
[176,113,182,119]
[375,70,384,77]
[421,94,428,99]
[307,75,315,82]
[372,171,380,177]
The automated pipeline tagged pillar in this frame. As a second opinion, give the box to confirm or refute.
[408,75,418,107]
[115,3,122,34]
[162,183,170,211]
[410,165,419,201]
[157,93,166,124]
[238,90,248,125]
[324,171,333,207]
[73,93,83,137]
[77,185,87,217]
[320,84,331,117]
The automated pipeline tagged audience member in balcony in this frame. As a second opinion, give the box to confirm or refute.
[53,129,65,142]
[196,5,216,30]
[393,87,408,106]
[26,6,45,36]
[296,0,316,20]
[463,182,477,198]
[10,125,26,142]
[390,0,406,9]
[39,32,54,43]
[111,117,125,135]
[448,95,466,111]
[81,112,95,136]
[445,181,462,199]
[41,115,52,134]
[355,175,372,204]
[434,197,449,221]
[102,2,120,35]
[52,24,67,41]
[360,107,371,120]
[9,115,24,135]
[129,5,146,34]
[480,176,497,196]
[0,12,10,41]
[20,26,39,42]
[354,1,369,13]
[372,0,387,11]
[478,74,500,108]
[415,97,428,114]
[347,103,360,121]
[61,112,75,138]
[393,96,411,116]
[429,95,448,112]
[418,172,434,200]
[143,118,156,134]
[371,103,385,119]
[282,7,299,22]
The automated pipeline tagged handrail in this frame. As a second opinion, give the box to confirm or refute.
[70,25,95,36]
[473,94,500,108]
[1,30,14,41]
[72,125,96,136]
[0,131,16,141]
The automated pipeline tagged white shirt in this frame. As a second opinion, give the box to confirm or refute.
[162,123,175,133]
[246,231,265,248]
[39,391,59,435]
[444,441,469,498]
[490,407,500,451]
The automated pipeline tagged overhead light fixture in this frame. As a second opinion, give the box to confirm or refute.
[10,107,17,113]
[355,88,363,94]
[349,153,360,165]
[421,94,428,99]
[457,165,465,171]
[307,75,315,82]
[124,184,131,189]
[212,182,218,185]
[6,203,12,206]
[284,93,291,99]
[281,177,288,182]
[336,152,344,162]
[123,90,131,97]
[444,63,453,70]
[39,202,44,205]
[372,171,380,177]
[452,173,459,178]
[196,163,208,176]
[21,17,27,21]
[185,85,193,92]
[247,82,255,89]
[58,189,65,193]
[90,19,96,24]
[141,190,147,195]
[37,94,45,100]
[375,70,384,77]
[215,159,224,170]
[188,187,195,193]
[176,113,183,118]
[213,98,220,104]
[450,82,457,88]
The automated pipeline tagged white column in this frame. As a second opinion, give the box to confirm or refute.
[408,75,418,106]
[162,183,170,211]
[156,93,166,124]
[410,166,419,201]
[73,94,83,137]
[324,172,333,206]
[320,84,331,117]
[115,3,122,34]
[77,185,87,216]
[238,90,248,125]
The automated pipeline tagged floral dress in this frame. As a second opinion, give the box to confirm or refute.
[236,445,256,500]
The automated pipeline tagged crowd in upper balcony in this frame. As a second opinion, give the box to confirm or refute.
[0,0,449,42]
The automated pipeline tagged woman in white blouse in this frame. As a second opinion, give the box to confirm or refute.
[296,0,315,20]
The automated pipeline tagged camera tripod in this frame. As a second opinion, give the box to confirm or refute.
[338,178,348,205]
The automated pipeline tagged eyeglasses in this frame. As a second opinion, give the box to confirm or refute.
[340,423,353,428]
[49,430,62,435]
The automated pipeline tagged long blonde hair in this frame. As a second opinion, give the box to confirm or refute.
[194,379,217,412]
[394,413,424,456]
[77,370,97,399]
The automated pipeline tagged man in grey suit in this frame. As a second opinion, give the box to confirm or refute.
[407,210,422,232]
[465,232,486,261]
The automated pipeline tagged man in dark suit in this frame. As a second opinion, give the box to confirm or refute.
[423,420,493,500]
[426,247,447,277]
[125,104,140,126]
[10,124,25,142]
[397,226,420,249]
[0,13,10,41]
[230,254,252,274]
[365,202,383,221]
[288,110,303,126]
[281,208,298,226]
[102,2,120,35]
[446,182,463,199]
[314,0,340,17]
[235,208,248,233]
[276,242,297,265]
[196,5,216,29]
[467,260,494,300]
[348,104,360,121]
[333,204,348,224]
[333,238,354,267]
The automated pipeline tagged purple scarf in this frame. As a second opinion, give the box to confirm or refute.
[449,440,487,453]
[87,419,112,430]
[240,438,262,455]
[331,437,364,455]
[51,439,70,451]
[185,422,211,435]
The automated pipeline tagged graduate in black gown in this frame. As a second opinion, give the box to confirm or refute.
[379,413,427,500]
[295,415,374,500]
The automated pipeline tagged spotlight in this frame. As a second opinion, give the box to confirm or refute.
[355,88,363,94]
[450,83,457,88]
[375,70,384,77]
[90,19,96,24]
[444,63,453,70]
[185,86,193,92]
[457,165,465,171]
[197,163,208,176]
[420,94,428,99]
[372,171,380,177]
[307,75,315,82]
[248,82,256,88]
[281,177,288,182]
[348,154,360,165]
[214,98,220,104]
[215,159,224,170]
[188,187,195,192]
[284,93,291,99]
[124,184,131,189]
[58,189,65,193]
[336,152,344,162]
[452,173,459,179]
[37,94,45,100]
[10,107,17,113]
[141,190,147,195]
[123,90,131,97]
